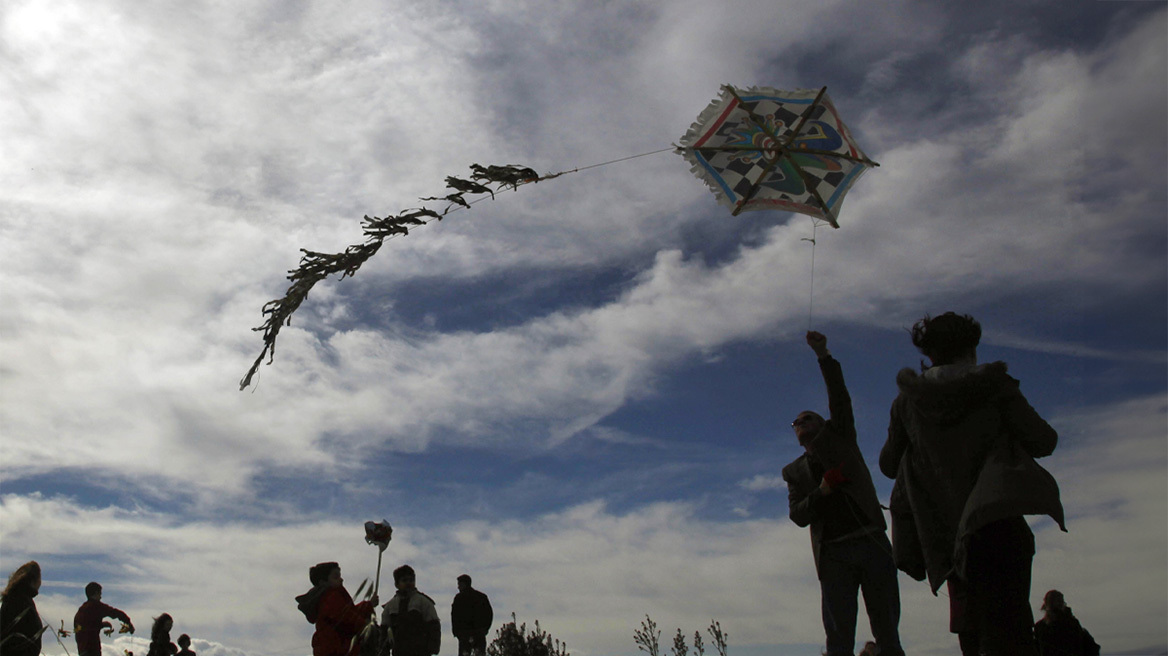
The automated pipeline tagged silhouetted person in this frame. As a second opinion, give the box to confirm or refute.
[881,312,1062,656]
[383,565,440,656]
[300,562,377,656]
[782,331,904,656]
[75,581,135,656]
[1034,590,1100,656]
[177,633,196,656]
[859,640,879,656]
[146,613,177,656]
[451,574,493,656]
[0,561,43,656]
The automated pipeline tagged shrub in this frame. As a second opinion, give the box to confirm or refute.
[487,612,569,656]
[635,615,728,656]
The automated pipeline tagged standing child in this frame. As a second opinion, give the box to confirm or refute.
[146,614,177,656]
[177,633,196,656]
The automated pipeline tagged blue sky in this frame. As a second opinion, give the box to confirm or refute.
[1,1,1165,655]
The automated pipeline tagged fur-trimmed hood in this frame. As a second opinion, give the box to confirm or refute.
[894,361,1018,426]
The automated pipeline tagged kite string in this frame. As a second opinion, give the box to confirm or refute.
[806,220,820,331]
[563,146,677,174]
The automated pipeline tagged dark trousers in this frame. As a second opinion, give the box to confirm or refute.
[949,518,1038,656]
[457,634,487,656]
[819,532,904,656]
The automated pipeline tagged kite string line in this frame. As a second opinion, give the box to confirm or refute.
[806,219,821,331]
[379,146,678,236]
[560,146,677,174]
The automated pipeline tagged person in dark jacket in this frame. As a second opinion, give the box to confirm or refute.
[146,613,178,656]
[0,561,44,656]
[383,565,440,656]
[1034,590,1100,656]
[451,574,493,656]
[881,312,1061,656]
[75,581,135,656]
[781,331,904,656]
[305,562,378,656]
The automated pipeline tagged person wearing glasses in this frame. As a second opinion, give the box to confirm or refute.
[781,331,903,656]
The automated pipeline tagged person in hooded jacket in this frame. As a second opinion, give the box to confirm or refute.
[881,312,1061,656]
[782,331,904,656]
[304,562,378,656]
[1034,590,1100,656]
[0,561,44,656]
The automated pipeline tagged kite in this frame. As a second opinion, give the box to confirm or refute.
[240,85,876,389]
[676,85,877,228]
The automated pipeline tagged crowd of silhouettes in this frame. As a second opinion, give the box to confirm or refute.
[295,562,492,656]
[2,313,1105,656]
[0,561,197,656]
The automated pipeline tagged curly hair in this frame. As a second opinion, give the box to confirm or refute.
[911,312,981,367]
[1,561,41,600]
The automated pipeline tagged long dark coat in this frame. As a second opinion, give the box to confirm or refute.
[0,591,42,656]
[782,355,887,578]
[880,361,1063,592]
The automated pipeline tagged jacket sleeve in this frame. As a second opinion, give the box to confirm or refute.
[100,602,132,626]
[880,397,909,479]
[1082,626,1101,656]
[784,464,823,527]
[819,356,856,441]
[423,598,441,655]
[481,594,492,633]
[450,596,463,637]
[999,381,1057,458]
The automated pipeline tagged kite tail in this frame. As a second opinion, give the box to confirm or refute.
[241,163,565,390]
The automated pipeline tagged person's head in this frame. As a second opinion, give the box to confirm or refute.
[1041,589,1068,617]
[178,634,191,649]
[393,565,416,592]
[309,562,340,587]
[85,581,103,600]
[2,561,42,600]
[859,641,878,656]
[910,312,981,367]
[152,613,174,639]
[457,574,472,593]
[791,410,825,447]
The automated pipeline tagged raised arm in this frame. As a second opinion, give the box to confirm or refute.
[807,331,855,441]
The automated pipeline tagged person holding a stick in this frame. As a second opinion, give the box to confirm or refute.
[304,562,378,656]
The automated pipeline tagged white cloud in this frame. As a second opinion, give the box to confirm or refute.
[739,474,786,492]
[3,5,1165,492]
